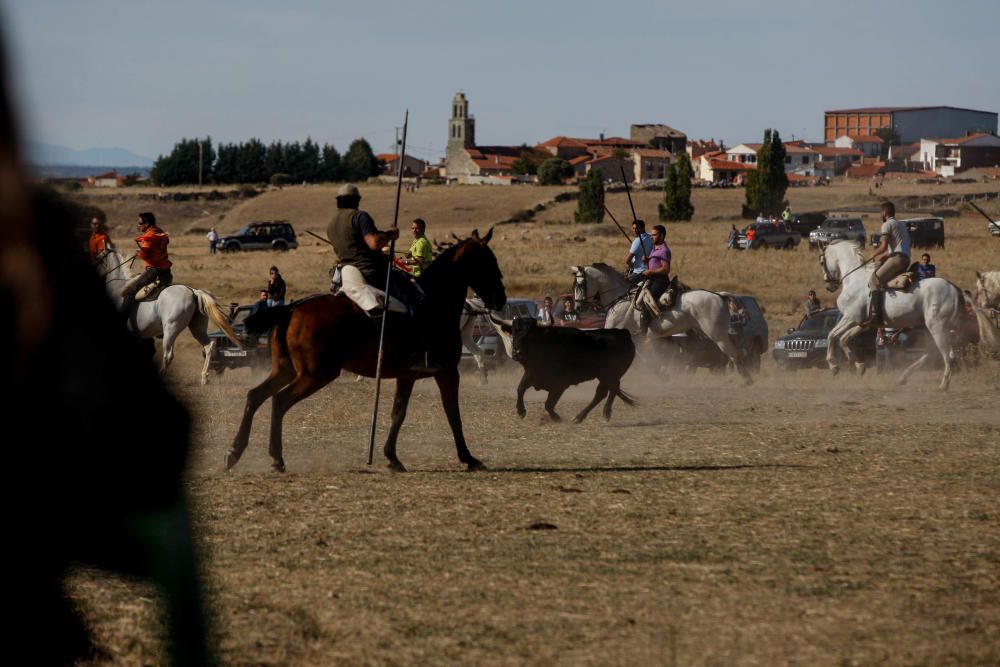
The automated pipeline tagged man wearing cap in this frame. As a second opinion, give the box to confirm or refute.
[327,184,398,300]
[327,184,436,370]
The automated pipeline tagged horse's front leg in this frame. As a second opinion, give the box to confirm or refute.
[383,377,415,473]
[838,324,867,374]
[200,340,216,386]
[434,366,485,471]
[825,318,854,374]
[515,372,531,418]
[227,364,295,470]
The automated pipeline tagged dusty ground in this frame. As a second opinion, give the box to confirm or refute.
[67,183,1000,665]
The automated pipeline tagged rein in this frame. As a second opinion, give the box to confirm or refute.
[99,252,136,280]
[820,245,872,288]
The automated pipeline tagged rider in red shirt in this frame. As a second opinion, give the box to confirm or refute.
[121,212,172,328]
[87,216,114,261]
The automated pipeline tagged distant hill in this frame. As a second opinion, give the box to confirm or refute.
[25,141,154,168]
[28,164,151,179]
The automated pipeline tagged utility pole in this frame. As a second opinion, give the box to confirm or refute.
[394,126,403,176]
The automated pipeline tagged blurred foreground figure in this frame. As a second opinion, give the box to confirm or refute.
[0,34,210,666]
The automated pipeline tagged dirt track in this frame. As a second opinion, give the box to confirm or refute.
[71,350,1000,666]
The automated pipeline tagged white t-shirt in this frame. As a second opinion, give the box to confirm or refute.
[880,218,911,257]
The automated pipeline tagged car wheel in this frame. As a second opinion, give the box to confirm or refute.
[273,241,288,251]
[226,242,241,252]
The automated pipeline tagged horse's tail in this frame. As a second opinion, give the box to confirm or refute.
[244,305,292,337]
[194,289,243,349]
[616,388,637,407]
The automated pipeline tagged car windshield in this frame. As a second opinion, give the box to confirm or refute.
[798,312,838,330]
[235,226,249,236]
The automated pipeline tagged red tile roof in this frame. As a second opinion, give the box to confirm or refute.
[568,156,591,166]
[538,136,588,149]
[847,164,883,178]
[846,134,885,143]
[708,158,753,171]
[632,148,671,158]
[811,146,864,157]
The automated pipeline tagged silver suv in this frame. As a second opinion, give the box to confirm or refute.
[808,217,866,248]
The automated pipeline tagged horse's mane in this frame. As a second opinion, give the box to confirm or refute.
[590,262,620,278]
[827,238,865,263]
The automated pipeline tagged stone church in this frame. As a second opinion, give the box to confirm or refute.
[444,92,522,183]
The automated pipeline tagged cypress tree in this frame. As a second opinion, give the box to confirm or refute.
[343,138,380,181]
[320,144,342,181]
[574,168,605,223]
[659,152,694,221]
[743,129,788,218]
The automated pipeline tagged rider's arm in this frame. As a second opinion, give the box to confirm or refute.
[362,228,399,251]
[645,260,670,277]
[869,236,889,262]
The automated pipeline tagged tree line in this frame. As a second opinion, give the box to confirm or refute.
[150,136,384,186]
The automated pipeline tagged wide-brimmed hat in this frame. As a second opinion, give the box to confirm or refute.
[337,184,359,197]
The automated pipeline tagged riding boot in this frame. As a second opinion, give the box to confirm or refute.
[861,290,882,328]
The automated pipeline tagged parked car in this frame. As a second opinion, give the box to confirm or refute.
[808,217,867,248]
[217,220,299,252]
[787,212,827,237]
[658,294,769,372]
[989,219,1000,237]
[737,222,801,250]
[461,297,538,368]
[870,217,945,249]
[207,304,272,374]
[773,307,876,369]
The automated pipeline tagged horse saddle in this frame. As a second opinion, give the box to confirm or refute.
[120,275,166,302]
[886,271,916,291]
[332,264,409,315]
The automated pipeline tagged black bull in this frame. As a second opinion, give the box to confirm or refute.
[503,317,637,422]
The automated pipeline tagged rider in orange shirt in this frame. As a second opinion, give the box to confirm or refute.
[87,216,114,261]
[121,212,172,328]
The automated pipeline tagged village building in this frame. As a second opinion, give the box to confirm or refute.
[86,170,125,187]
[809,146,864,178]
[631,148,672,183]
[725,143,819,176]
[686,139,723,161]
[833,134,884,158]
[695,152,752,185]
[917,133,1000,175]
[376,153,427,178]
[823,106,998,144]
[630,124,687,154]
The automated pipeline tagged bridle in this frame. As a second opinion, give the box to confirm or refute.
[573,269,623,310]
[819,242,871,291]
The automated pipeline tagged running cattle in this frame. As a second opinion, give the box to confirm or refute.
[501,317,637,423]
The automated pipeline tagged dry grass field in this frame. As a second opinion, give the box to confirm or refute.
[67,181,1000,665]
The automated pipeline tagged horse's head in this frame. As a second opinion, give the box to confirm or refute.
[817,243,839,292]
[451,228,506,312]
[572,263,626,309]
[571,265,589,305]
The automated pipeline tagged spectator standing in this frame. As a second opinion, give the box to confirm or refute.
[537,296,554,327]
[804,289,822,316]
[916,253,936,280]
[781,206,793,223]
[206,227,218,255]
[267,266,286,306]
[726,224,738,250]
[560,298,579,324]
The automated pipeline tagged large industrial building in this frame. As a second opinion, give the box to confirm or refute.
[823,106,997,143]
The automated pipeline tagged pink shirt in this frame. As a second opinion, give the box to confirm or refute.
[648,243,671,271]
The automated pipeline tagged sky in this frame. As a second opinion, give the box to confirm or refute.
[3,0,999,164]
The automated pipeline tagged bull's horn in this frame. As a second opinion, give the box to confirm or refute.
[487,312,512,328]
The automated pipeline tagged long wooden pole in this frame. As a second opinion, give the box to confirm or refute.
[620,164,651,258]
[367,110,408,465]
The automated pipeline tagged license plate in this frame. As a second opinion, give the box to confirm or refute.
[223,350,247,357]
[788,351,808,358]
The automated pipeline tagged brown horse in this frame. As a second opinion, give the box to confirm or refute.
[226,229,507,472]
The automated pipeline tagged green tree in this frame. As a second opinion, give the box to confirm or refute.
[574,168,605,223]
[659,152,694,221]
[537,157,573,185]
[237,138,268,183]
[343,138,380,181]
[319,144,342,181]
[742,128,788,218]
[150,137,215,186]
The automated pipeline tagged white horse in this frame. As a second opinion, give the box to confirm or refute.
[98,250,242,384]
[818,239,965,390]
[571,263,752,383]
[975,271,1000,308]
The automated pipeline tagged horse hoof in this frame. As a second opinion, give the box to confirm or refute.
[517,409,526,419]
[830,366,840,377]
[549,414,562,422]
[466,460,487,472]
[272,460,286,473]
[857,363,867,376]
[225,451,240,470]
[387,460,407,473]
[573,414,585,424]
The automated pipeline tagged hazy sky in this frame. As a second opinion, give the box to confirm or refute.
[4,1,999,163]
